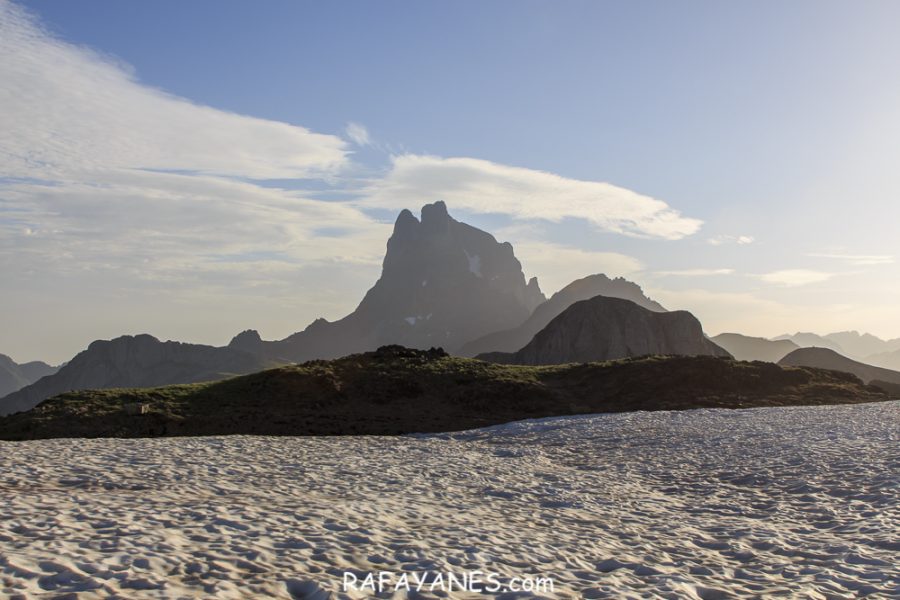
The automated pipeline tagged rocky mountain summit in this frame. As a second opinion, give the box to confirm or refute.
[459,274,665,357]
[269,201,545,361]
[479,296,729,365]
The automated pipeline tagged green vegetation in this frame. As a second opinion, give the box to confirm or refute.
[0,346,893,440]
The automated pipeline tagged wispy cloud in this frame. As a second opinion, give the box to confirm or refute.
[363,155,703,240]
[708,234,754,246]
[758,269,834,287]
[0,1,711,362]
[808,253,894,266]
[0,1,386,276]
[345,122,371,147]
[0,4,348,181]
[0,0,391,361]
[656,268,735,277]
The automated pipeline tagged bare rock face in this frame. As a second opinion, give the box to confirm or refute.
[459,273,665,357]
[0,335,268,416]
[274,201,546,360]
[479,296,730,365]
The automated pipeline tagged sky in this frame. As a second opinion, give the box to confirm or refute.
[2,0,900,364]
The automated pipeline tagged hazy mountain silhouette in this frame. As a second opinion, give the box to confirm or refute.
[479,296,730,365]
[778,347,900,386]
[0,335,270,416]
[0,354,57,398]
[774,332,846,355]
[711,333,799,363]
[864,348,900,372]
[822,331,900,361]
[458,274,665,357]
[266,201,545,361]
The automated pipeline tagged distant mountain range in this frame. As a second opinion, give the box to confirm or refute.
[864,349,900,372]
[5,202,671,415]
[0,354,57,398]
[774,331,900,363]
[479,296,728,365]
[3,201,897,418]
[711,334,799,363]
[0,335,271,416]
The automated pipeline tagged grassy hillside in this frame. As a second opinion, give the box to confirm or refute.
[0,346,893,440]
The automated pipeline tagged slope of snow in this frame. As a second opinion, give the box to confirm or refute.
[463,249,482,278]
[0,402,897,598]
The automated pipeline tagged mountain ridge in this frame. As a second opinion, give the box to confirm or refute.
[0,335,270,416]
[479,296,729,365]
[0,346,890,440]
[711,333,799,363]
[778,347,900,387]
[0,354,57,399]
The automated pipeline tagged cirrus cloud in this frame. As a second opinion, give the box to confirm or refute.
[708,234,755,246]
[808,253,894,266]
[655,268,735,277]
[0,1,349,181]
[758,269,835,287]
[363,154,703,240]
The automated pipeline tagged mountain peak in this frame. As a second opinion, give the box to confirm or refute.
[281,202,546,359]
[229,329,263,352]
[392,208,419,239]
[420,200,450,234]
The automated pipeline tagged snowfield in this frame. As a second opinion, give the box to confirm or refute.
[1,401,898,599]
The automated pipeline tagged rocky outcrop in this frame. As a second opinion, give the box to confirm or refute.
[711,333,799,363]
[459,274,665,357]
[0,354,57,398]
[778,347,900,386]
[479,296,730,365]
[270,201,546,360]
[0,335,269,416]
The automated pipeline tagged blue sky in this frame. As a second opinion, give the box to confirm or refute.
[3,0,900,363]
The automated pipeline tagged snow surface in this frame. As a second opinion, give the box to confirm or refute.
[463,250,482,278]
[0,402,897,598]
